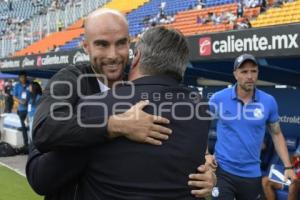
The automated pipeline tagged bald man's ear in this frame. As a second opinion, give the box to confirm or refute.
[82,39,89,54]
[131,49,141,69]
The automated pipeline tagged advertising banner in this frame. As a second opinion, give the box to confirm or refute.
[189,23,300,60]
[0,49,89,71]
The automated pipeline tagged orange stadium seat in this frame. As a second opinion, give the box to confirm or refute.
[168,3,239,35]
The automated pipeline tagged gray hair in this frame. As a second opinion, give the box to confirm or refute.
[135,27,189,81]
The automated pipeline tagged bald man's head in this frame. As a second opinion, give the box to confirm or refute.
[84,9,128,40]
[82,8,130,86]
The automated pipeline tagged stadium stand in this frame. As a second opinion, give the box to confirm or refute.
[13,0,200,54]
[103,0,150,13]
[60,35,84,51]
[60,0,151,51]
[166,3,260,35]
[127,0,198,36]
[60,0,199,51]
[0,0,52,35]
[251,0,300,27]
[14,28,84,55]
[1,0,108,57]
[0,0,53,57]
[1,0,300,56]
[41,0,263,51]
[13,0,155,55]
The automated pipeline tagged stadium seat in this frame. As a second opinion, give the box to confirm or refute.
[251,0,300,28]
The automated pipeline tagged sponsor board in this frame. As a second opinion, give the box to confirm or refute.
[73,51,89,64]
[0,60,21,68]
[189,24,300,60]
[22,57,35,68]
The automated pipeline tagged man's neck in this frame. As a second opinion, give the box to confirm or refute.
[236,86,254,104]
[128,66,145,81]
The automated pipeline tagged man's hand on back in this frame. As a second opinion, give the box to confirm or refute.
[188,165,217,198]
[107,100,172,145]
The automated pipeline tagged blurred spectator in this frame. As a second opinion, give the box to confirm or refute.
[262,145,300,200]
[237,1,244,18]
[3,80,14,113]
[141,3,174,33]
[261,0,267,12]
[27,81,42,145]
[196,15,204,24]
[159,1,166,16]
[51,45,60,52]
[273,0,284,7]
[13,71,30,149]
[142,15,151,25]
[7,0,13,11]
[32,0,43,7]
[244,0,260,8]
[57,19,64,31]
[201,14,211,24]
[235,18,252,29]
[196,0,206,9]
[225,11,237,24]
[219,11,228,22]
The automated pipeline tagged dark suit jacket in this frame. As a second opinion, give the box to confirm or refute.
[76,75,210,199]
[27,75,210,200]
[32,63,109,153]
[27,64,105,200]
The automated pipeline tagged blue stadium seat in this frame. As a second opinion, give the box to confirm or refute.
[126,0,198,36]
[60,35,84,51]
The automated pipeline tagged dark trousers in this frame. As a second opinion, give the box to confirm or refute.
[17,110,28,147]
[212,167,263,200]
[4,97,13,113]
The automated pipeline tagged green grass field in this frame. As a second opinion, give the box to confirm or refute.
[0,165,43,200]
[0,164,212,200]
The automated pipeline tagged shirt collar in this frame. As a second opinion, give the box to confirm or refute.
[97,79,110,92]
[231,84,259,102]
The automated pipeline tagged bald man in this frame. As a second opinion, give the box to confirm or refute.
[32,9,172,152]
[27,9,215,200]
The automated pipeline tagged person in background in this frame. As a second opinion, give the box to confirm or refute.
[27,81,42,145]
[237,1,244,18]
[13,71,30,149]
[3,79,14,113]
[262,143,300,200]
[206,53,297,200]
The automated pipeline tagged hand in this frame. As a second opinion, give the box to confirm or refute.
[188,165,217,198]
[284,168,297,183]
[205,154,217,172]
[19,99,26,105]
[107,100,172,145]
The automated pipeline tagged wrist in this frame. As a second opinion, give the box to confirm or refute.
[211,171,217,187]
[107,115,122,139]
[284,166,294,170]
